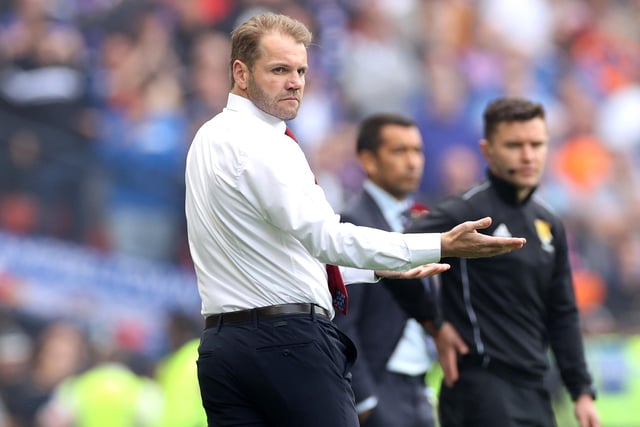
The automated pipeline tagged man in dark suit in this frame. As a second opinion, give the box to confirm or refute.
[334,113,437,427]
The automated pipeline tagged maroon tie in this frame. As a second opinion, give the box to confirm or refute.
[285,126,349,314]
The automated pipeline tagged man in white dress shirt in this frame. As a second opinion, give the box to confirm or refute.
[185,12,525,427]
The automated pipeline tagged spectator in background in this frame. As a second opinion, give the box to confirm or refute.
[408,46,482,200]
[337,2,422,119]
[334,113,437,427]
[406,97,600,427]
[437,145,483,198]
[0,398,8,427]
[92,6,189,262]
[541,73,617,329]
[543,67,640,328]
[95,70,188,262]
[37,345,163,427]
[306,120,362,210]
[0,315,33,426]
[0,0,93,241]
[156,311,206,427]
[164,0,240,66]
[185,30,232,135]
[477,0,554,60]
[3,321,91,426]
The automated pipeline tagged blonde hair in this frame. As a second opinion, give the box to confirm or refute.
[229,13,312,86]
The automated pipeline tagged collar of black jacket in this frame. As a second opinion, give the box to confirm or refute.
[487,170,537,206]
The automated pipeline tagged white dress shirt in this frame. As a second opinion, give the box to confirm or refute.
[185,94,441,317]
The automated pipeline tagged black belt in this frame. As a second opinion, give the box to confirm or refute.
[205,303,330,329]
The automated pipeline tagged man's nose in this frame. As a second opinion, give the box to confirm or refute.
[408,152,424,169]
[287,72,303,89]
[521,145,534,160]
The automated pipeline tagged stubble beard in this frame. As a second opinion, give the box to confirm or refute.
[247,75,298,121]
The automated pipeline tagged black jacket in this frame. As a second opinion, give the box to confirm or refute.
[408,172,594,399]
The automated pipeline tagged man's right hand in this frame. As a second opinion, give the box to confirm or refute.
[440,217,525,259]
[435,321,469,387]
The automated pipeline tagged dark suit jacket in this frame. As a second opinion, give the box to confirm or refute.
[334,190,436,404]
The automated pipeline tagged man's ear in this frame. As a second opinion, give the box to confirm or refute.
[358,150,378,176]
[479,139,490,163]
[232,60,249,91]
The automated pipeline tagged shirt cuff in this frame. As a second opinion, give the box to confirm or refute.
[341,267,379,284]
[355,395,378,414]
[572,384,597,401]
[402,233,441,265]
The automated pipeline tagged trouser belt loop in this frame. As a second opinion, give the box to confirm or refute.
[216,314,223,332]
[252,308,258,328]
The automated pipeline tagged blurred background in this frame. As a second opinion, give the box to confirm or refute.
[0,0,638,425]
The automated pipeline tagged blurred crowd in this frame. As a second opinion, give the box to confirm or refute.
[0,0,640,424]
[0,308,206,426]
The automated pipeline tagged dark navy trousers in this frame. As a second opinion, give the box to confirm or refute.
[197,312,359,426]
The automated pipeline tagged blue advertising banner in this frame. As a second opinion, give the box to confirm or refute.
[0,231,200,357]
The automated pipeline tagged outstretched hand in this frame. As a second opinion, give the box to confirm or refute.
[375,263,450,280]
[441,217,526,259]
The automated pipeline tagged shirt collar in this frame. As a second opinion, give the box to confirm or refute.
[226,93,287,134]
[363,180,411,231]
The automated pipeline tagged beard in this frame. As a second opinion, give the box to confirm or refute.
[246,73,299,121]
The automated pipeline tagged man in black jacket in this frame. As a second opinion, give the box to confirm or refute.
[408,97,601,427]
